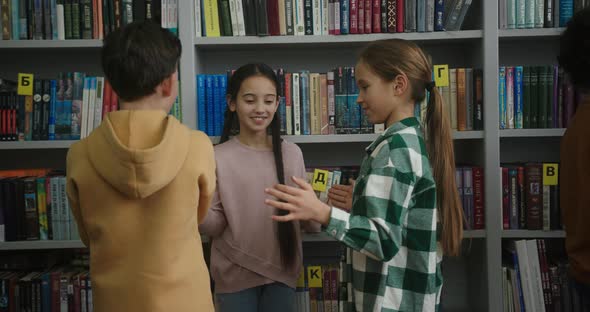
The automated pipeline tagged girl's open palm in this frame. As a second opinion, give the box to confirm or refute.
[265,176,331,225]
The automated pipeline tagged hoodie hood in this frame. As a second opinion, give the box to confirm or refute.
[86,110,189,199]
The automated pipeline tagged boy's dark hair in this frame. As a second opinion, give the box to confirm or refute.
[559,7,590,92]
[101,20,182,102]
[220,63,297,269]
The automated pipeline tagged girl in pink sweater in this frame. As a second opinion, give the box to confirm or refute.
[199,63,319,312]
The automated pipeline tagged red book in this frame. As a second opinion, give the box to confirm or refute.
[358,0,365,33]
[525,163,543,230]
[364,0,372,33]
[372,0,381,32]
[502,167,509,230]
[349,0,359,33]
[396,0,404,33]
[267,0,280,35]
[473,167,484,230]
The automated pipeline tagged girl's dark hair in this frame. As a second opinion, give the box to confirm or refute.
[220,63,297,268]
[359,39,463,256]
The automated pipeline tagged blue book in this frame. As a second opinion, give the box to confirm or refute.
[277,69,286,134]
[499,67,507,129]
[279,96,287,135]
[559,0,573,27]
[48,80,57,140]
[41,272,51,312]
[50,0,58,39]
[514,66,523,129]
[212,76,221,136]
[11,0,19,39]
[335,67,348,134]
[435,0,445,31]
[347,67,360,134]
[217,74,228,136]
[511,247,526,312]
[197,75,207,132]
[206,75,215,136]
[300,71,311,135]
[340,0,349,34]
[417,0,426,32]
[63,73,73,140]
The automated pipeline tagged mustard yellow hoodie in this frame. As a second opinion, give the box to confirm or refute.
[66,110,215,312]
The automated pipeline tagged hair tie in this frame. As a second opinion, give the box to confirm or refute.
[425,81,436,92]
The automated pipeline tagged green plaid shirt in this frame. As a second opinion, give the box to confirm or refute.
[325,117,443,312]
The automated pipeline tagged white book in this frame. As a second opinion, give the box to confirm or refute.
[81,78,90,138]
[194,0,202,36]
[328,0,334,33]
[321,0,328,34]
[450,68,458,130]
[293,73,301,135]
[228,0,239,35]
[426,0,435,32]
[161,0,168,29]
[516,0,526,28]
[535,0,544,28]
[94,77,105,130]
[334,0,340,34]
[295,0,306,35]
[170,0,178,33]
[57,4,65,40]
[235,0,246,35]
[525,0,534,28]
[279,0,287,35]
[515,240,535,312]
[374,124,385,133]
[526,240,546,312]
[508,0,516,29]
[87,78,96,134]
[286,75,293,135]
[506,67,515,129]
[313,0,322,35]
[499,0,507,29]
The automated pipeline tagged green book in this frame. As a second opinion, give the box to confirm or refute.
[523,66,531,129]
[538,65,548,129]
[546,65,554,128]
[530,66,538,128]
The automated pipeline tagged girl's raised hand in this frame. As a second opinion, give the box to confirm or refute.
[265,176,332,225]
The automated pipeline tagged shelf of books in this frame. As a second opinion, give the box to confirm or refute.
[500,128,566,137]
[0,240,86,251]
[0,131,485,150]
[0,230,487,251]
[498,28,565,39]
[0,141,77,150]
[208,131,484,145]
[194,30,484,48]
[502,230,566,239]
[0,40,103,49]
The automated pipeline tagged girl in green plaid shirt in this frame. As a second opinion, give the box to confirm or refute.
[265,39,464,312]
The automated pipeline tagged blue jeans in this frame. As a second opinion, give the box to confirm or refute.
[215,282,295,312]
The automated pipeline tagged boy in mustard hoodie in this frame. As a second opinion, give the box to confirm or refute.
[66,21,215,312]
